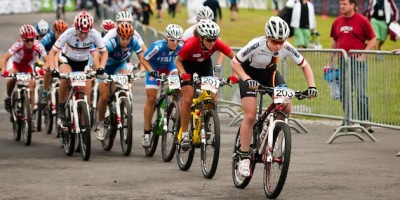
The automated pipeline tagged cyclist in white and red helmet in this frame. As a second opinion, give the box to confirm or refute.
[100,19,116,37]
[48,10,108,127]
[1,24,48,113]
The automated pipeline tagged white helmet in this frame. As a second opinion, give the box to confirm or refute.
[36,19,50,36]
[116,11,133,22]
[196,6,214,20]
[165,24,184,39]
[265,16,290,40]
[196,19,220,39]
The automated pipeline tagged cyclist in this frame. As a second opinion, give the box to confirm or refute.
[182,5,214,41]
[35,19,50,41]
[230,16,318,177]
[141,24,184,148]
[40,20,68,103]
[56,0,66,20]
[175,19,236,149]
[100,19,116,37]
[1,24,47,117]
[95,22,144,141]
[103,11,148,78]
[48,11,107,127]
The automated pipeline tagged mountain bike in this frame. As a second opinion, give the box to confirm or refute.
[59,71,95,161]
[100,73,135,156]
[231,85,308,199]
[144,73,181,162]
[176,73,230,179]
[33,67,44,132]
[43,76,60,135]
[8,73,34,145]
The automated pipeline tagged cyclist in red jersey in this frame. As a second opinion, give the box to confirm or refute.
[175,19,236,149]
[1,24,47,113]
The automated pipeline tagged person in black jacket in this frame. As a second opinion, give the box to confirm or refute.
[203,0,222,22]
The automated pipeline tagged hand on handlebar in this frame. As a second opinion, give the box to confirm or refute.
[180,73,191,82]
[245,79,259,89]
[149,70,159,79]
[227,75,239,85]
[307,87,318,98]
[2,70,9,77]
[51,69,60,78]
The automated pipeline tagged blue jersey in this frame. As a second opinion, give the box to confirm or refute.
[41,32,56,53]
[144,39,183,70]
[105,36,142,67]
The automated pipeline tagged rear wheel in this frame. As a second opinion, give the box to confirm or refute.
[36,85,43,132]
[264,122,291,199]
[90,87,99,130]
[77,101,91,161]
[144,103,160,157]
[55,89,61,138]
[101,105,117,151]
[21,92,32,145]
[44,102,53,134]
[62,104,75,156]
[119,98,132,156]
[161,100,179,162]
[201,109,220,179]
[232,126,255,188]
[12,93,21,141]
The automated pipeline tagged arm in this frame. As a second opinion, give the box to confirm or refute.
[230,57,251,81]
[1,52,12,72]
[48,47,59,71]
[98,49,108,69]
[301,61,316,88]
[139,54,153,72]
[175,55,186,74]
[90,50,100,69]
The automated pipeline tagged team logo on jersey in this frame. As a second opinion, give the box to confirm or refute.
[241,42,260,58]
[284,45,300,58]
[193,53,201,58]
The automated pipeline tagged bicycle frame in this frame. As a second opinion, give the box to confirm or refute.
[107,74,133,129]
[11,73,33,121]
[50,77,60,115]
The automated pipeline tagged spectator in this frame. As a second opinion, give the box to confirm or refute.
[203,0,222,22]
[138,0,153,25]
[230,0,239,21]
[365,0,399,50]
[330,0,377,132]
[156,0,164,22]
[168,0,178,18]
[290,0,316,48]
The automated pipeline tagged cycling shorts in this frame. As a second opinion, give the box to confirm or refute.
[13,62,33,73]
[181,58,213,87]
[59,53,88,72]
[105,62,127,75]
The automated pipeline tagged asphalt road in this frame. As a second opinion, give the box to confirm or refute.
[0,12,400,200]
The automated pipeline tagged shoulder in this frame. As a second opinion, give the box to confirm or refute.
[10,40,24,51]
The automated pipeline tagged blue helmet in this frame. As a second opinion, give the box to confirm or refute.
[35,19,50,36]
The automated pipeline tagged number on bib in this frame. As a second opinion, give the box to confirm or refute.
[201,76,220,93]
[70,72,86,87]
[273,87,294,103]
[168,75,181,90]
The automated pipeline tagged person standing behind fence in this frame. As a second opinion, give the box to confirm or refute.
[290,0,316,48]
[365,0,399,50]
[330,0,377,132]
[138,0,153,26]
[230,0,239,21]
[203,0,222,23]
[168,0,178,18]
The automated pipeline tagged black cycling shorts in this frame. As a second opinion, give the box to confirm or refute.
[181,58,213,86]
[59,53,88,72]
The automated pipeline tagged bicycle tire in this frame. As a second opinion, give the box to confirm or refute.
[201,109,220,179]
[55,90,61,138]
[264,121,291,199]
[101,105,117,151]
[161,100,179,162]
[90,88,99,129]
[21,92,32,145]
[176,120,195,171]
[144,103,160,157]
[44,102,53,134]
[77,101,91,161]
[62,104,75,156]
[12,92,21,141]
[36,86,43,132]
[232,126,255,188]
[119,98,133,156]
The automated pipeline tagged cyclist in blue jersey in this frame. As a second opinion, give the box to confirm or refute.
[95,22,145,141]
[141,24,184,148]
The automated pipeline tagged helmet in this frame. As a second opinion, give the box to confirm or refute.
[117,22,134,38]
[74,11,94,33]
[101,19,116,31]
[116,11,133,22]
[53,20,68,33]
[265,16,290,41]
[196,19,220,39]
[20,24,37,39]
[35,19,50,36]
[165,24,183,39]
[196,6,214,20]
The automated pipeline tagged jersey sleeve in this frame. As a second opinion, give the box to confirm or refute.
[134,32,145,46]
[144,42,160,61]
[36,42,48,56]
[8,42,22,55]
[282,42,305,66]
[53,28,71,50]
[105,39,116,53]
[215,39,232,56]
[93,30,106,51]
[235,37,260,63]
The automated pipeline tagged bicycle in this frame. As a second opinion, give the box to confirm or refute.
[144,73,181,162]
[7,73,35,145]
[231,85,308,199]
[58,71,95,161]
[100,73,135,156]
[176,73,230,179]
[43,75,60,135]
[33,66,45,132]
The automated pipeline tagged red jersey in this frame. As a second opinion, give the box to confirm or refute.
[178,36,231,62]
[330,13,375,53]
[8,39,47,72]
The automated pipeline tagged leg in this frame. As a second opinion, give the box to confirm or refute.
[95,82,109,140]
[144,89,158,131]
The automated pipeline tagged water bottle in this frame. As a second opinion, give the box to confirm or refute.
[323,66,340,100]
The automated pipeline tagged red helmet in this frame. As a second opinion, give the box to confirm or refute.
[101,19,116,31]
[53,20,68,33]
[20,24,37,39]
[74,11,94,33]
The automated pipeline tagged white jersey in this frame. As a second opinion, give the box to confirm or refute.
[102,28,144,46]
[234,36,306,69]
[182,24,196,41]
[53,28,105,61]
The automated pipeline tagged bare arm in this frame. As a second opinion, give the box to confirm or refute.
[175,55,186,74]
[230,57,251,81]
[301,61,316,88]
[1,52,12,72]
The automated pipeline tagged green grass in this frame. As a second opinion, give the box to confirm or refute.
[149,6,398,51]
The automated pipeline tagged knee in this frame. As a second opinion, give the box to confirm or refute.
[146,95,156,105]
[243,112,256,124]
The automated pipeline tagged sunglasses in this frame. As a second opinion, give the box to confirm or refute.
[167,38,181,42]
[24,39,34,43]
[204,38,217,43]
[270,39,285,45]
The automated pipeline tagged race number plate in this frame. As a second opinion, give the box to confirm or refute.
[168,75,181,90]
[201,76,220,93]
[111,74,129,90]
[273,87,294,103]
[70,72,86,87]
[16,73,31,86]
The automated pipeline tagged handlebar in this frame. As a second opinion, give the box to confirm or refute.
[59,71,97,79]
[257,85,309,100]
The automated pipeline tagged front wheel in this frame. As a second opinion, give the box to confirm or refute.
[61,104,75,156]
[263,122,291,199]
[119,98,132,156]
[21,92,32,145]
[44,102,53,134]
[200,109,220,179]
[144,103,160,157]
[12,93,21,141]
[176,121,195,171]
[161,100,179,162]
[77,101,91,161]
[101,105,117,151]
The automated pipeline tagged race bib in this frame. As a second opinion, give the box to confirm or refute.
[111,74,129,90]
[167,75,181,90]
[16,73,31,86]
[273,87,294,103]
[201,76,220,93]
[70,72,86,87]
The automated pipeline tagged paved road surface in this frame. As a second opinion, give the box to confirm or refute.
[0,12,400,200]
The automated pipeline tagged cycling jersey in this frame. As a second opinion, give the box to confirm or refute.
[182,25,196,41]
[234,36,305,70]
[53,27,105,61]
[41,32,56,53]
[8,39,47,73]
[178,36,231,62]
[144,39,182,88]
[103,28,144,46]
[104,35,142,74]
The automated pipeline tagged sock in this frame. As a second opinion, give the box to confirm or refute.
[144,130,150,135]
